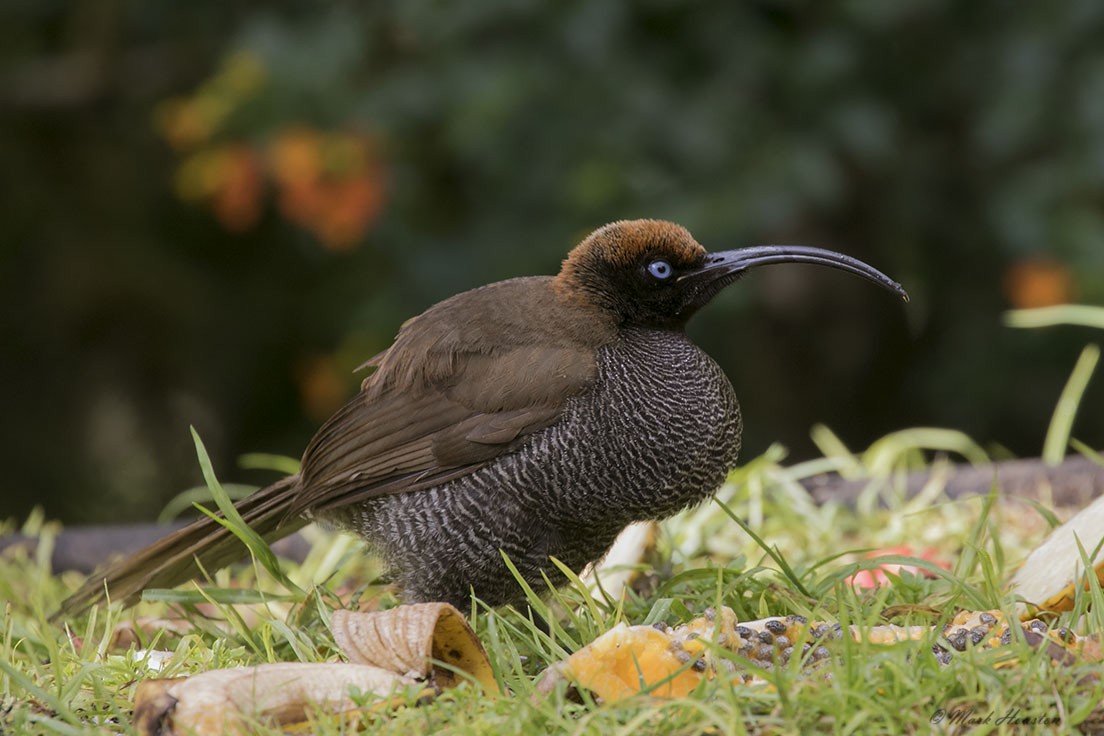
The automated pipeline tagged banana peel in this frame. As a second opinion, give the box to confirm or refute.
[133,603,495,736]
[1011,492,1104,614]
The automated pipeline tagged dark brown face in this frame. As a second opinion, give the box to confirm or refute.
[554,220,709,329]
[578,244,712,329]
[557,220,908,330]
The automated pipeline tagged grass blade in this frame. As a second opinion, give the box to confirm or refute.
[713,498,811,598]
[1043,344,1099,465]
[190,426,304,595]
[1004,305,1104,329]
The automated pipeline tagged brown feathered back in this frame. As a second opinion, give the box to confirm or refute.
[287,276,616,515]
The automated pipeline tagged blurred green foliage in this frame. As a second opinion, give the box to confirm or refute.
[2,1,1104,523]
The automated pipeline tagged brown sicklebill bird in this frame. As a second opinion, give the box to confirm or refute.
[58,220,907,618]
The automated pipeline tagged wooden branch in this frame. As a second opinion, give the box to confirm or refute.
[5,457,1102,575]
[0,523,311,574]
[801,455,1104,508]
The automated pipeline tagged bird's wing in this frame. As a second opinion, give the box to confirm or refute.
[288,340,598,515]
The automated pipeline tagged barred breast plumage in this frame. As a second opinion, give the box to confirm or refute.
[334,328,741,608]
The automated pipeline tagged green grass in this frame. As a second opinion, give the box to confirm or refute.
[7,304,1103,734]
[5,426,1104,735]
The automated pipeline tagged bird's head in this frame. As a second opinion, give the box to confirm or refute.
[554,219,907,329]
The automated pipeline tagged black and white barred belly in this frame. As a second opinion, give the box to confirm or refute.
[335,327,742,608]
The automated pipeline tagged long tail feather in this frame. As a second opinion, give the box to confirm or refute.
[54,475,306,620]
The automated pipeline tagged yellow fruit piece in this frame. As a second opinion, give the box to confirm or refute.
[561,624,705,702]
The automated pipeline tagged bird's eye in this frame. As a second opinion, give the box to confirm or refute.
[647,260,673,280]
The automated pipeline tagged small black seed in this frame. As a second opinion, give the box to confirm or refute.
[755,644,775,661]
[691,658,707,672]
[1028,620,1047,634]
[979,612,997,626]
[787,614,808,625]
[1000,628,1012,646]
[812,645,831,661]
[765,620,788,635]
[947,631,968,652]
[969,626,988,645]
[757,631,775,644]
[735,625,753,639]
[652,622,668,632]
[674,650,691,664]
[780,646,794,664]
[774,635,791,650]
[931,644,952,666]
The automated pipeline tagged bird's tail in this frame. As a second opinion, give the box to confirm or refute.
[54,475,307,620]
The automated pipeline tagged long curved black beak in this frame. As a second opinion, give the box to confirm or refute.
[680,245,908,314]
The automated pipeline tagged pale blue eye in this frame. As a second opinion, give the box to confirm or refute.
[648,260,673,280]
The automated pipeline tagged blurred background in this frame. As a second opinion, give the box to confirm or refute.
[4,1,1104,525]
